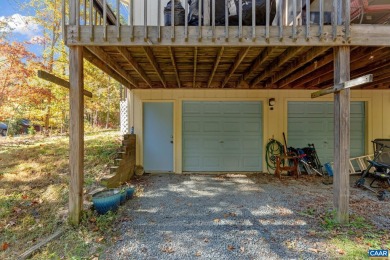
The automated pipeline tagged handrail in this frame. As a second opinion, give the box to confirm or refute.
[63,0,370,44]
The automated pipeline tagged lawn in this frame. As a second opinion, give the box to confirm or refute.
[0,131,124,259]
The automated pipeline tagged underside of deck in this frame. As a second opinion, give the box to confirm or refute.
[83,44,390,90]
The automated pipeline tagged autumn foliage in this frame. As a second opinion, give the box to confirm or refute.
[0,40,51,119]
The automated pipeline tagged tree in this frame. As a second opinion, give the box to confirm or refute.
[0,40,51,120]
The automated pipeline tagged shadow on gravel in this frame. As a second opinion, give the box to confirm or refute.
[102,173,338,259]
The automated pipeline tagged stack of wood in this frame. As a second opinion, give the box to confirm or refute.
[101,134,136,188]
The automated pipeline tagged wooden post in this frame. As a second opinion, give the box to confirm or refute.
[69,46,84,225]
[333,46,350,224]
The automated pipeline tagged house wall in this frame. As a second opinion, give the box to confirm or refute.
[129,89,390,173]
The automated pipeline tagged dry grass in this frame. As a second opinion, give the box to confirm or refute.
[0,131,122,259]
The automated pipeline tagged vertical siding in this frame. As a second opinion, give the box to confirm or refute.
[130,89,390,173]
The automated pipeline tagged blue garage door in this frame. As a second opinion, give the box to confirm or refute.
[288,102,365,164]
[183,101,263,171]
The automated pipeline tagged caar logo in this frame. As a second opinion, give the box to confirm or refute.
[368,250,389,259]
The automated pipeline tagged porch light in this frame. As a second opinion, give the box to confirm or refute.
[268,98,276,107]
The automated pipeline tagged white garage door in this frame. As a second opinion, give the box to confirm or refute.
[288,101,366,165]
[183,101,263,171]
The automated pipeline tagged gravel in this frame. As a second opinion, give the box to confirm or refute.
[102,173,389,260]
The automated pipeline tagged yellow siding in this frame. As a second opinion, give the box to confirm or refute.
[130,89,390,173]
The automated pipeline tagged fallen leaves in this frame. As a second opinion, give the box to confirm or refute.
[161,247,175,254]
[336,249,345,255]
[227,245,235,251]
[194,251,201,257]
[1,242,9,251]
[95,237,104,243]
[213,218,220,223]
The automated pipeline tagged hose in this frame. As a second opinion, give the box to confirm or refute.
[265,139,284,174]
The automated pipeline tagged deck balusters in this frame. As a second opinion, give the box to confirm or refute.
[83,0,87,25]
[76,0,80,40]
[171,0,175,41]
[62,0,66,41]
[103,0,107,41]
[332,0,337,41]
[116,0,121,40]
[265,0,270,42]
[238,0,243,40]
[90,0,94,41]
[225,0,229,41]
[278,0,283,41]
[144,0,148,41]
[129,0,133,40]
[198,0,202,41]
[345,0,351,40]
[252,0,256,40]
[319,0,324,40]
[184,0,188,41]
[158,0,162,41]
[212,0,216,41]
[292,0,297,41]
[305,0,310,41]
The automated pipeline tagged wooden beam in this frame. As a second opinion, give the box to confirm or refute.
[251,47,306,87]
[19,229,64,259]
[193,47,198,88]
[277,52,333,88]
[311,74,373,98]
[83,48,132,89]
[37,70,92,98]
[168,47,181,88]
[271,47,330,84]
[238,47,279,86]
[116,47,153,88]
[69,46,84,225]
[333,46,350,224]
[221,47,250,88]
[294,48,390,89]
[142,47,167,88]
[66,25,390,47]
[86,46,137,87]
[207,47,224,88]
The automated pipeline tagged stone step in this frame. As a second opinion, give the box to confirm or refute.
[114,158,122,166]
[110,166,119,174]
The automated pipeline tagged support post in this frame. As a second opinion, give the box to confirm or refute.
[333,46,350,224]
[69,46,84,225]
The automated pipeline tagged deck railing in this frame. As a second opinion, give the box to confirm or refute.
[63,0,370,44]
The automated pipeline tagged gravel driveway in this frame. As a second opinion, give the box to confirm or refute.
[103,173,389,260]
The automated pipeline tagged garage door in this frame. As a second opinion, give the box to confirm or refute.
[183,101,263,171]
[288,101,365,164]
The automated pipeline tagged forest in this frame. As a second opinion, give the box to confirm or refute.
[0,0,121,136]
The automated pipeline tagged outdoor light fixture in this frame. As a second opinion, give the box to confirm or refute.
[268,98,276,111]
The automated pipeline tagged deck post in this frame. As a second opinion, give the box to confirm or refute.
[333,46,350,224]
[69,46,84,225]
[68,0,84,225]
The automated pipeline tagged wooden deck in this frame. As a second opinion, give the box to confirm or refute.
[62,0,390,90]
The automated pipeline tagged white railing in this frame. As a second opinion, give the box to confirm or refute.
[63,0,352,42]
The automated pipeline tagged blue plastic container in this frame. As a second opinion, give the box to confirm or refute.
[119,190,127,205]
[126,187,135,199]
[92,189,121,214]
[324,163,334,177]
